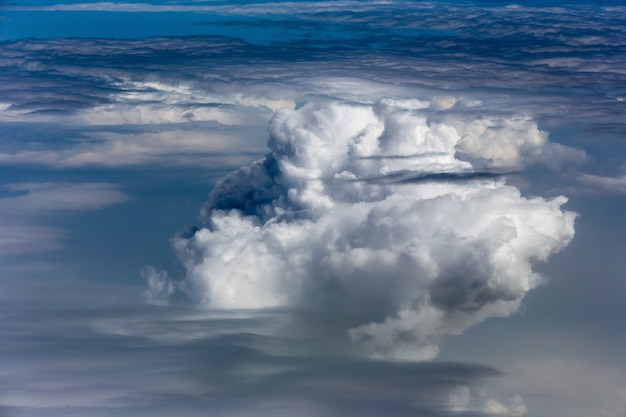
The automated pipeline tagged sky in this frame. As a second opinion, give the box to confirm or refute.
[0,1,625,416]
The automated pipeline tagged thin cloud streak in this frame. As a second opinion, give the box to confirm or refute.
[576,172,626,195]
[0,182,128,254]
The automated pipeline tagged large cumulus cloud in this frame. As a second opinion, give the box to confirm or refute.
[169,98,576,359]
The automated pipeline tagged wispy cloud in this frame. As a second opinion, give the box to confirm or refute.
[576,172,626,195]
[0,128,266,168]
[0,182,128,254]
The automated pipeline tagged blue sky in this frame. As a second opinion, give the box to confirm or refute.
[0,1,625,416]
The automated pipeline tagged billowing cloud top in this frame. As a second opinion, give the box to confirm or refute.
[170,99,577,360]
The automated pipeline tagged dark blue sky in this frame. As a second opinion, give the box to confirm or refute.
[0,1,625,416]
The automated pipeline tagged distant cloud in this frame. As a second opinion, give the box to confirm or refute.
[0,128,266,168]
[4,1,402,15]
[0,75,289,168]
[576,172,626,195]
[451,116,587,171]
[502,357,626,417]
[0,182,128,254]
[168,99,577,359]
[0,182,128,213]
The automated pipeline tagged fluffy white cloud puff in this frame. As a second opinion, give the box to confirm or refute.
[171,99,577,359]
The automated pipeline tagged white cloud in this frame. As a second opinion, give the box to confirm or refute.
[484,398,510,415]
[0,182,128,214]
[77,103,244,126]
[482,395,527,416]
[0,78,290,126]
[446,386,528,417]
[454,116,586,170]
[168,99,577,359]
[73,79,295,126]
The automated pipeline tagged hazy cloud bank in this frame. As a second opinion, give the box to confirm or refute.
[0,283,525,417]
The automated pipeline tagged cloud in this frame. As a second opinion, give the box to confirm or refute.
[2,10,623,155]
[576,172,626,195]
[500,357,626,417]
[0,182,128,254]
[142,266,175,306]
[0,128,267,168]
[0,182,128,213]
[0,222,67,255]
[447,385,528,417]
[0,3,622,417]
[67,79,294,126]
[0,278,517,417]
[453,116,586,171]
[5,1,405,15]
[166,99,577,360]
[0,75,288,168]
[483,395,527,417]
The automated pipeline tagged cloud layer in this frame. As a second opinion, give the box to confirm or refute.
[0,285,514,417]
[169,99,577,359]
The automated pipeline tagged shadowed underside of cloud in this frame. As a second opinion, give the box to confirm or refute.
[161,99,578,360]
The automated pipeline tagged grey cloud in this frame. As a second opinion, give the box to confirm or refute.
[0,281,509,417]
[353,170,510,186]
